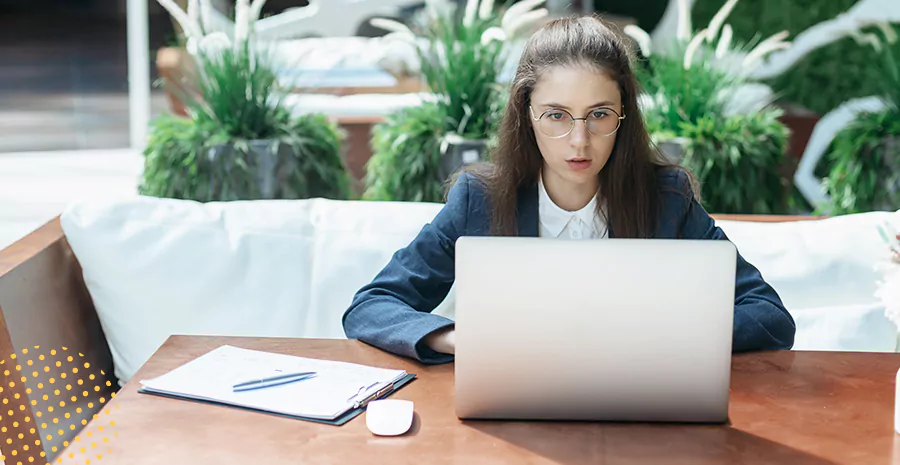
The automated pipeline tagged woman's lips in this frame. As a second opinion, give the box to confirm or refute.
[566,158,591,170]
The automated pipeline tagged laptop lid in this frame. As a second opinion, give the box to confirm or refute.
[453,237,736,422]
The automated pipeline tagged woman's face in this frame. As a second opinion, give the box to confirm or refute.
[529,64,623,190]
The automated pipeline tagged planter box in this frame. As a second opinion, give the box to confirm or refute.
[777,103,821,175]
[439,135,489,181]
[202,140,298,200]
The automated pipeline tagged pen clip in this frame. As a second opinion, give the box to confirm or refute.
[348,381,394,409]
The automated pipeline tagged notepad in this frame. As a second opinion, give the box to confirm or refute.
[138,345,413,424]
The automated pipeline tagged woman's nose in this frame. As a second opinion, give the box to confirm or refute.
[568,119,590,148]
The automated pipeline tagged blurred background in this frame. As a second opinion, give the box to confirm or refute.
[1,0,170,153]
[1,0,899,249]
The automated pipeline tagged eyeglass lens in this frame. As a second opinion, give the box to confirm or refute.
[538,108,621,138]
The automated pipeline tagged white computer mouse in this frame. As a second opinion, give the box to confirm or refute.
[365,399,415,436]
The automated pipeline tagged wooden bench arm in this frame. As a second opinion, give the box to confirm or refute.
[0,218,116,462]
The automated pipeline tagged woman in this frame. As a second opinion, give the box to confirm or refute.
[342,16,795,364]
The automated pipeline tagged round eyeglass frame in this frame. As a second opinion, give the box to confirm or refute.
[529,105,626,138]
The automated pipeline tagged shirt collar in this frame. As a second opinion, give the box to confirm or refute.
[537,174,600,238]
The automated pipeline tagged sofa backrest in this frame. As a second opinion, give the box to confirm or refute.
[60,196,899,383]
[61,196,446,383]
[717,213,900,352]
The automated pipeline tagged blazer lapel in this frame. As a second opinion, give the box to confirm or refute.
[516,183,539,237]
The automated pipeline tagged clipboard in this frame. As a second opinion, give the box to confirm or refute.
[138,372,417,426]
[136,345,417,426]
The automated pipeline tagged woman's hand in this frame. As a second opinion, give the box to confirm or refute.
[424,327,456,355]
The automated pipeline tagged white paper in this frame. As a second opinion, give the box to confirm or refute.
[139,345,407,420]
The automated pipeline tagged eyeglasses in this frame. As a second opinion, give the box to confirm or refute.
[529,105,626,138]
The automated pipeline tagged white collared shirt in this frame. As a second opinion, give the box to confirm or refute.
[538,175,608,240]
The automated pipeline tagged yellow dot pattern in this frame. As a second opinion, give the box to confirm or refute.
[0,345,120,465]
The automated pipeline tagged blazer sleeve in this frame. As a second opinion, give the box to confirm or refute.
[670,172,797,352]
[341,174,472,364]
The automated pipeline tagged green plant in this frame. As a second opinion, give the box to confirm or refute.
[680,109,790,214]
[187,43,288,140]
[140,111,350,202]
[141,35,350,201]
[821,110,900,214]
[636,48,741,131]
[819,24,900,214]
[692,0,900,116]
[141,111,222,200]
[874,26,900,108]
[362,0,546,201]
[363,101,447,203]
[417,7,505,140]
[628,0,792,214]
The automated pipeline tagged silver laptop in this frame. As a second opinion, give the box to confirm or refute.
[453,236,736,423]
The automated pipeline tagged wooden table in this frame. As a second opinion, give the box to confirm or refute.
[55,336,900,465]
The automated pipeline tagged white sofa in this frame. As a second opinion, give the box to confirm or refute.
[59,196,900,384]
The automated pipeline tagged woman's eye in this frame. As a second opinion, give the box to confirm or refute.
[591,110,611,119]
[547,112,565,120]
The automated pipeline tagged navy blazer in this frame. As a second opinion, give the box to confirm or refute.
[342,169,796,364]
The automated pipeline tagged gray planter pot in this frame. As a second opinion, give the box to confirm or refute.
[203,139,298,201]
[439,134,488,181]
[658,137,689,164]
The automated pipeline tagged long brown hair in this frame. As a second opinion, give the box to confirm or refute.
[460,15,686,237]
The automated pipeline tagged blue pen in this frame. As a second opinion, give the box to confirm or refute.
[232,371,317,392]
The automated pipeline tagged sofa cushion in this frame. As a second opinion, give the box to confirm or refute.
[788,303,898,352]
[61,195,900,383]
[61,196,446,383]
[716,211,900,352]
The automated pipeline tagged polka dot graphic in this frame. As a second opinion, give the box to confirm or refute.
[0,346,119,465]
